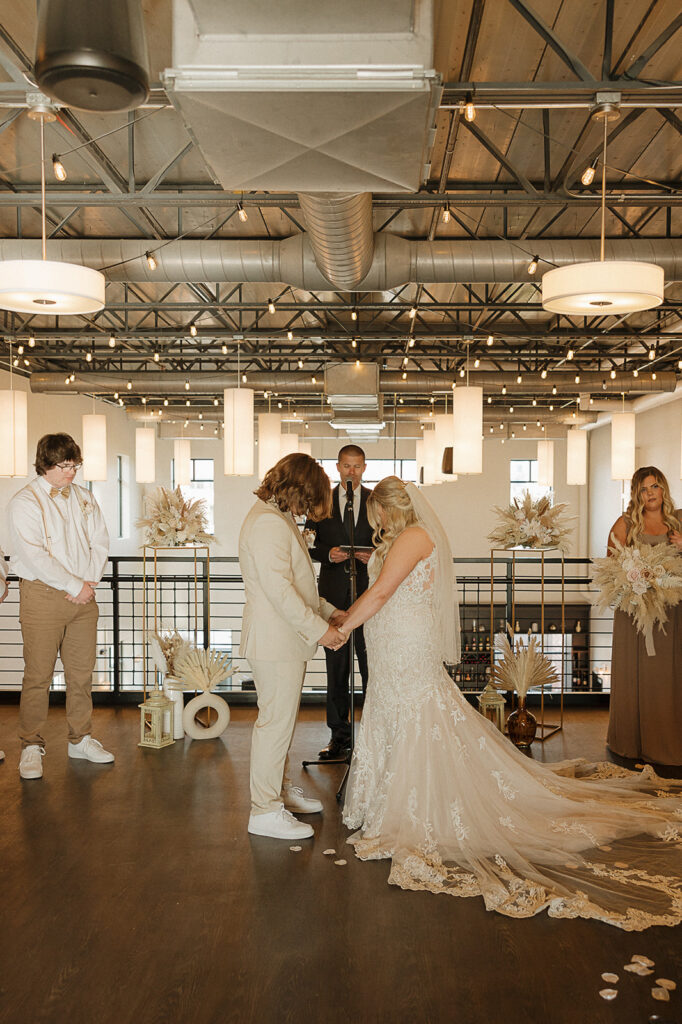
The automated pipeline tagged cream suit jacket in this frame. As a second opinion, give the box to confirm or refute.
[239,499,336,662]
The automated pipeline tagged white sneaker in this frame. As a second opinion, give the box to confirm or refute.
[67,735,114,763]
[19,745,45,779]
[283,785,323,814]
[248,806,314,840]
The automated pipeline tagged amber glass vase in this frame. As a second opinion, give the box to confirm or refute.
[506,695,537,748]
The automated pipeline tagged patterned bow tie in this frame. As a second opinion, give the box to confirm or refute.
[50,485,70,499]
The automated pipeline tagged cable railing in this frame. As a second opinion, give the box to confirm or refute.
[0,554,614,699]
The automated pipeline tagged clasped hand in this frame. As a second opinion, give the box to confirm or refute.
[66,581,97,604]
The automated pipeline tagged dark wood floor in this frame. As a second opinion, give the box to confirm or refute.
[0,705,680,1024]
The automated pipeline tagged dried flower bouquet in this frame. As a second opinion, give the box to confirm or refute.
[488,490,573,553]
[592,536,682,656]
[491,625,558,698]
[137,486,212,547]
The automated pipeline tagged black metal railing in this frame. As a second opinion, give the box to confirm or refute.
[0,554,614,699]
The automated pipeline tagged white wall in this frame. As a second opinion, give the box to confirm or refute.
[422,437,589,560]
[0,371,144,557]
[587,395,682,558]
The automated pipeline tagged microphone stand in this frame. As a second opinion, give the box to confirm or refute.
[302,479,358,803]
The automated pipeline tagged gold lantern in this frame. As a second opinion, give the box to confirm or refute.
[139,690,175,749]
[477,682,505,732]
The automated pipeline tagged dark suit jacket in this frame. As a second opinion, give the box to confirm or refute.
[306,484,374,608]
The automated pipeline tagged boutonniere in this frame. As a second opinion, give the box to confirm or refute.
[303,528,316,549]
[81,498,94,517]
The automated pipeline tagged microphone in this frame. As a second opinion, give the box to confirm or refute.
[346,480,354,502]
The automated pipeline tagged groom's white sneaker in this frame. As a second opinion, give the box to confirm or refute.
[283,785,323,814]
[248,806,314,840]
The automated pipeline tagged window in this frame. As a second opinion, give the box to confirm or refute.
[116,455,130,539]
[320,458,417,487]
[171,458,215,533]
[509,459,549,504]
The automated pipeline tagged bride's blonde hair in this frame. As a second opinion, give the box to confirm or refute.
[367,476,419,567]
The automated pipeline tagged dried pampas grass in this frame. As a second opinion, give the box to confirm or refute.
[175,648,234,692]
[488,490,573,553]
[592,536,682,655]
[137,486,212,547]
[148,625,193,677]
[491,625,558,699]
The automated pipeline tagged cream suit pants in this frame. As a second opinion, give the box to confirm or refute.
[248,658,307,815]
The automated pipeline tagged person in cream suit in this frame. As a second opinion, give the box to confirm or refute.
[239,453,347,840]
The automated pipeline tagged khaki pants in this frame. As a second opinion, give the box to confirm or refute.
[18,579,99,749]
[248,659,306,815]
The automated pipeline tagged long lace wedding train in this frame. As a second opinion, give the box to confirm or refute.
[343,549,682,930]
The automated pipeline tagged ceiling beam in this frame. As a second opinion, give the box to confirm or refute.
[504,0,597,82]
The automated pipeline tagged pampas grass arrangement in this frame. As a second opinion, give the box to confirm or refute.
[491,625,558,699]
[592,536,682,656]
[148,626,193,677]
[175,648,234,692]
[488,490,573,553]
[137,486,212,547]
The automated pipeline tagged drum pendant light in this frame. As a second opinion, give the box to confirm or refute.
[542,110,663,315]
[0,111,105,315]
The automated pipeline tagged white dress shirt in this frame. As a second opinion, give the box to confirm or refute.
[7,476,110,597]
[338,483,361,525]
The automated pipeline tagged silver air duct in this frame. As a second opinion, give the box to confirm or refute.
[30,371,677,396]
[297,193,374,289]
[2,238,681,289]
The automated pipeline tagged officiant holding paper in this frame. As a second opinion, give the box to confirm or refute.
[306,445,374,759]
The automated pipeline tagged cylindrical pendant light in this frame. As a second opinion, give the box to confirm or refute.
[135,427,155,483]
[0,389,28,477]
[433,412,452,483]
[82,413,107,481]
[536,439,554,488]
[452,385,483,474]
[415,438,424,484]
[174,438,191,487]
[611,412,635,481]
[566,428,587,486]
[258,412,282,479]
[421,426,439,485]
[280,433,299,457]
[224,387,254,475]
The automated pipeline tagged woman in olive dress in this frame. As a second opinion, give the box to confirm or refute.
[606,466,682,765]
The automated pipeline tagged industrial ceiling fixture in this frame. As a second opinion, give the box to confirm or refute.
[542,100,664,316]
[0,104,105,315]
[34,0,150,112]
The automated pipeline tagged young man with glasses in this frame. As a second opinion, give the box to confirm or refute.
[7,433,112,779]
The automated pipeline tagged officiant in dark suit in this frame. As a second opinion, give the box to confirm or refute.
[306,445,374,759]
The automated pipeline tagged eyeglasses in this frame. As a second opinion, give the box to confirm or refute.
[55,462,82,472]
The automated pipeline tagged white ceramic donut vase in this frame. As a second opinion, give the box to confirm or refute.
[182,692,230,740]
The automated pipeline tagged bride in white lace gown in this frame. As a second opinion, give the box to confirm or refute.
[338,477,682,930]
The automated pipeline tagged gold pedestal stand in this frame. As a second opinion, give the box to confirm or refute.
[489,547,565,742]
[141,544,211,701]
